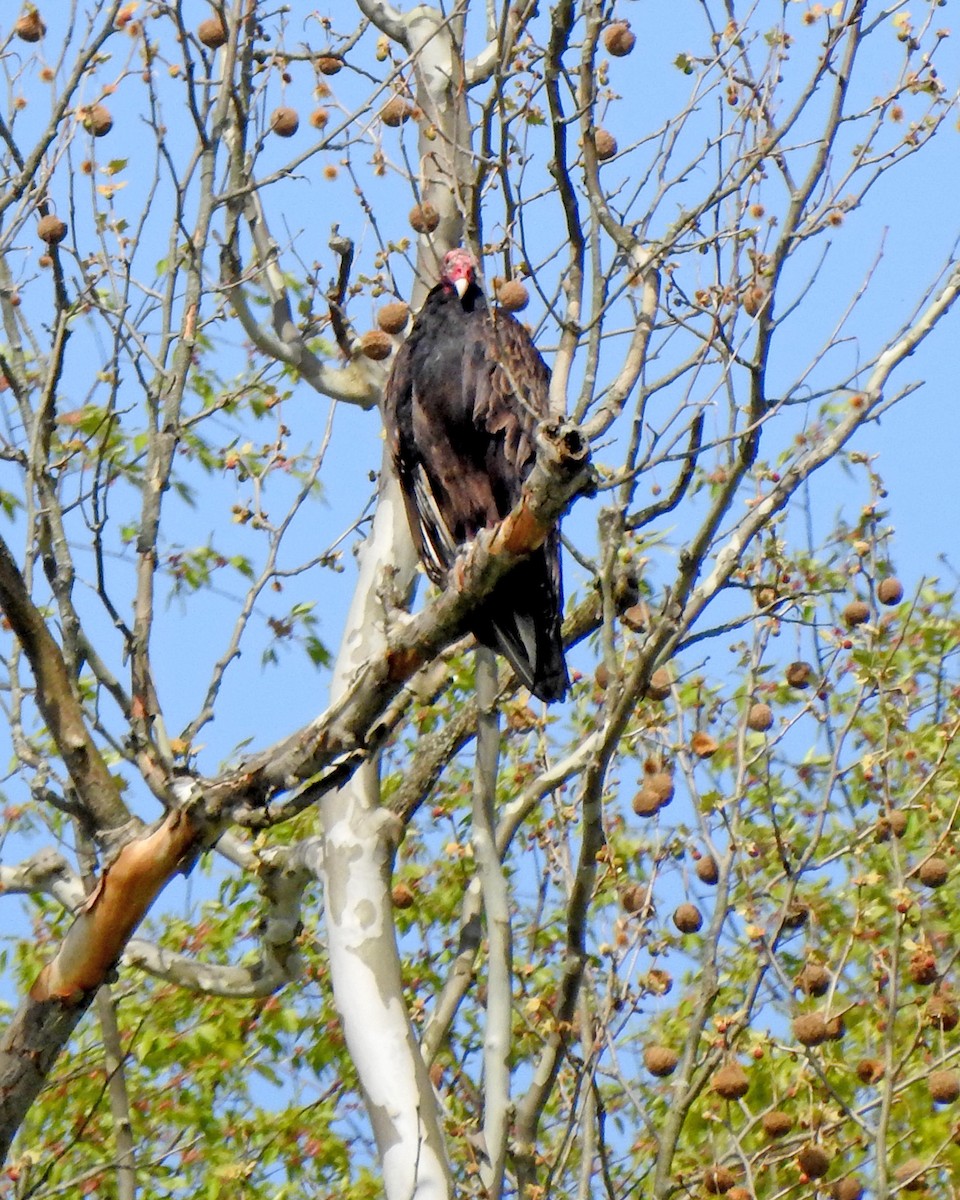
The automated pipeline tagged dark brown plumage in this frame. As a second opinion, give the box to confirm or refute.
[382,249,568,702]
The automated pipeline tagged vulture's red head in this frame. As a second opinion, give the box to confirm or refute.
[441,248,477,299]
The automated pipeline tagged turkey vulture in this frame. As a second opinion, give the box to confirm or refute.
[382,248,568,702]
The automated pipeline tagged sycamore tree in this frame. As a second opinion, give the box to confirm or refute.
[1,1,959,1197]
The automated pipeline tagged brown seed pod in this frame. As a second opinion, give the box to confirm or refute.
[620,883,646,914]
[918,856,949,888]
[37,214,67,245]
[793,1012,828,1047]
[673,903,703,934]
[843,599,870,627]
[711,1061,749,1100]
[797,1144,830,1179]
[197,16,227,49]
[376,302,410,334]
[747,702,773,732]
[894,1159,926,1192]
[926,994,959,1031]
[929,1069,960,1104]
[594,663,610,690]
[270,106,299,137]
[785,660,813,688]
[647,772,674,805]
[15,9,46,41]
[762,1109,793,1139]
[360,330,393,361]
[316,54,343,75]
[496,279,530,312]
[632,787,662,818]
[831,1179,865,1200]
[408,202,440,233]
[908,949,937,987]
[855,1057,884,1085]
[391,881,415,909]
[594,128,618,161]
[622,603,647,632]
[602,21,636,56]
[875,808,909,842]
[310,108,330,130]
[644,967,673,995]
[703,1165,736,1195]
[726,1190,752,1200]
[877,576,904,606]
[795,962,831,997]
[642,1045,679,1077]
[691,731,719,758]
[695,854,719,885]
[646,667,672,700]
[824,1014,846,1041]
[380,96,411,127]
[82,104,113,137]
[742,284,767,316]
[888,809,909,837]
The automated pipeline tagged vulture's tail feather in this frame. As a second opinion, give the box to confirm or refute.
[471,553,568,703]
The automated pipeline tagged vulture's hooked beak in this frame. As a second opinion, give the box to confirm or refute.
[453,278,469,299]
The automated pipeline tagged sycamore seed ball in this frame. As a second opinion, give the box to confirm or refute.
[695,854,719,885]
[82,104,113,137]
[316,54,343,75]
[409,203,440,233]
[376,302,410,334]
[793,1012,829,1046]
[647,772,674,805]
[908,950,937,986]
[594,128,618,160]
[270,107,299,137]
[360,330,393,361]
[646,667,672,700]
[380,96,410,127]
[643,1045,679,1076]
[496,279,529,312]
[894,1160,926,1192]
[711,1061,749,1100]
[919,856,949,888]
[785,660,813,688]
[747,702,773,732]
[929,1069,960,1104]
[797,1144,830,1180]
[855,1057,884,1084]
[878,576,904,605]
[15,10,46,41]
[843,599,870,627]
[691,731,719,758]
[632,787,662,818]
[742,284,766,316]
[761,1110,793,1139]
[796,962,831,996]
[603,21,636,56]
[673,903,703,934]
[391,881,415,909]
[197,16,227,48]
[37,214,67,245]
[831,1180,865,1200]
[927,995,959,1031]
[703,1166,736,1195]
